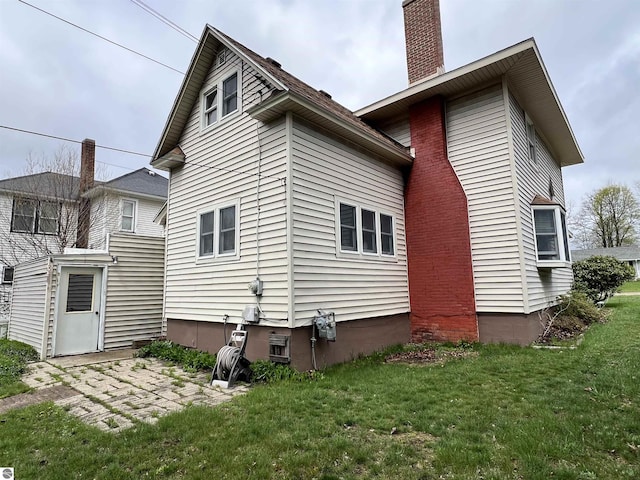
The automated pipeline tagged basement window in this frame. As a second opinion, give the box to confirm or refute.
[533,206,570,266]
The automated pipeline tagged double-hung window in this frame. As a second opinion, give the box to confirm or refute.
[120,199,136,233]
[198,201,239,260]
[337,201,396,258]
[11,198,59,234]
[202,71,240,129]
[533,206,570,266]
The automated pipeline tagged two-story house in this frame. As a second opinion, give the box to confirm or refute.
[151,0,582,369]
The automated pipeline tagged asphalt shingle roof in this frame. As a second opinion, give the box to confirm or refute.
[100,168,168,199]
[571,246,640,261]
[0,172,81,200]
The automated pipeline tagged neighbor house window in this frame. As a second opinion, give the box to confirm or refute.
[1,266,14,285]
[337,201,396,258]
[197,201,239,259]
[202,70,240,129]
[120,200,136,232]
[526,114,537,164]
[11,198,58,234]
[533,206,570,264]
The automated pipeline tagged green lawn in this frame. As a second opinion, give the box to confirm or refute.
[619,280,640,293]
[0,339,38,399]
[1,297,639,479]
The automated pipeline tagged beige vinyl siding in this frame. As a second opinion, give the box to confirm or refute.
[509,91,572,311]
[89,195,164,250]
[103,234,164,349]
[8,257,50,356]
[164,52,288,326]
[291,119,409,325]
[446,85,524,312]
[372,114,411,147]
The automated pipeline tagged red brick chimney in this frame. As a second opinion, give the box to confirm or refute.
[403,0,445,84]
[76,138,95,249]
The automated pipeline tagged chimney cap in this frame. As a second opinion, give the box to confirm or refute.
[82,138,96,144]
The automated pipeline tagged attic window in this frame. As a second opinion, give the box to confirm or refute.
[202,70,241,129]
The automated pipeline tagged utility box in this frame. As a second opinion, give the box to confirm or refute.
[314,310,336,342]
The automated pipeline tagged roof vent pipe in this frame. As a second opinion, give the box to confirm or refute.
[265,57,281,68]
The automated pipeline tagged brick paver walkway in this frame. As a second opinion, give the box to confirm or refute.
[3,357,247,433]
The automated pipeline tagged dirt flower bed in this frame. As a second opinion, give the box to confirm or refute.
[384,344,478,365]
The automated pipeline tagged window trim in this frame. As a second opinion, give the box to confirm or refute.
[532,205,571,268]
[37,201,60,235]
[196,199,240,263]
[335,198,397,261]
[201,69,242,131]
[1,266,14,285]
[120,198,137,233]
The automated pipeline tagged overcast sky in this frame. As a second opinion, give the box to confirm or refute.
[0,0,639,211]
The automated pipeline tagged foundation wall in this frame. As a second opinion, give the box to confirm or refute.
[478,311,544,346]
[167,313,410,371]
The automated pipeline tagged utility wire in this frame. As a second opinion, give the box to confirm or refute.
[16,0,185,75]
[129,0,198,43]
[1,125,285,184]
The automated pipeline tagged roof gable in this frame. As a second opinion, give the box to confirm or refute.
[152,26,411,168]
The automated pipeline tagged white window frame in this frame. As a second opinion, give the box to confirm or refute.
[335,198,397,261]
[196,199,240,262]
[201,69,242,131]
[11,198,37,233]
[525,113,537,165]
[11,198,60,235]
[120,199,137,233]
[1,266,14,285]
[532,205,571,268]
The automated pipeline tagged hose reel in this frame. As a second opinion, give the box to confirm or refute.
[211,328,251,388]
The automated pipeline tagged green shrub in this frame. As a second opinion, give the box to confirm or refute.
[572,255,635,303]
[556,290,605,325]
[135,341,217,372]
[250,360,323,383]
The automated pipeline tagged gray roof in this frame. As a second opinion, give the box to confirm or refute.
[0,168,167,201]
[97,168,167,199]
[571,246,640,261]
[0,172,81,200]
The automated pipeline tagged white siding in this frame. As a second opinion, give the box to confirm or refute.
[373,114,411,147]
[8,257,50,356]
[447,85,524,312]
[89,195,164,250]
[0,194,77,265]
[103,234,165,349]
[291,119,409,325]
[509,91,572,311]
[164,52,288,326]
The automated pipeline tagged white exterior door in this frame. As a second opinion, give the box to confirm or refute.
[55,267,103,356]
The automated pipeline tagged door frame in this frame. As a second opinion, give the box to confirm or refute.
[51,264,108,357]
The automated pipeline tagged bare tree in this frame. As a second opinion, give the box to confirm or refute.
[0,144,115,266]
[576,184,640,248]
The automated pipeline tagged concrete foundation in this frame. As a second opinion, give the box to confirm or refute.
[478,311,545,346]
[167,313,411,371]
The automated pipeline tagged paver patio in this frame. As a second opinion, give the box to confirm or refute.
[7,354,247,433]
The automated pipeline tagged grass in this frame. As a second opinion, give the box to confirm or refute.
[1,297,639,479]
[619,280,640,293]
[0,339,38,399]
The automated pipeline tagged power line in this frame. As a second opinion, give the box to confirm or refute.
[16,0,185,75]
[129,0,198,43]
[0,125,151,157]
[1,125,285,184]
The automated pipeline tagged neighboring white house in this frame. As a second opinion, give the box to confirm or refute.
[571,246,640,279]
[150,0,583,369]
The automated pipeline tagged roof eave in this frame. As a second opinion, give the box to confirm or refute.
[356,39,584,168]
[247,92,413,167]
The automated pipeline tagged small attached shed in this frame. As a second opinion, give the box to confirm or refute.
[8,233,165,359]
